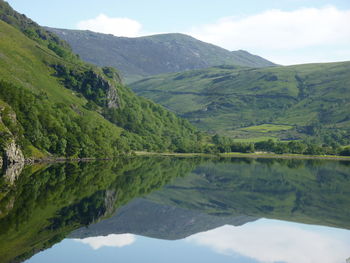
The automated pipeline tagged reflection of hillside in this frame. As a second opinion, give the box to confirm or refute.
[70,198,257,240]
[147,158,350,230]
[0,157,198,263]
[1,157,349,262]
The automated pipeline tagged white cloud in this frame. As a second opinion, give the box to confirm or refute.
[187,221,350,263]
[77,14,142,37]
[74,234,136,250]
[187,6,350,64]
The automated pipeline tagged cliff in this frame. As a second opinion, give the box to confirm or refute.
[0,102,24,170]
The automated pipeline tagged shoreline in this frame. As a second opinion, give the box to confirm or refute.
[134,151,350,161]
[2,151,349,168]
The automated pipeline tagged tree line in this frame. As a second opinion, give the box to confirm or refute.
[207,135,350,156]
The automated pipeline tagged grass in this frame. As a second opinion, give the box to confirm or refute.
[0,20,122,134]
[130,61,350,143]
[231,136,278,143]
[240,124,294,133]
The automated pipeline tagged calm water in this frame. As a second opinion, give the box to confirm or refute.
[1,157,350,263]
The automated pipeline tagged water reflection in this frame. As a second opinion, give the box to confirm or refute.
[0,157,349,263]
[27,219,350,263]
[146,158,350,229]
[0,157,198,263]
[187,220,350,263]
[70,198,257,240]
[74,233,136,249]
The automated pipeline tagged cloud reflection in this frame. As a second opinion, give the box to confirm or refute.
[186,220,350,263]
[74,234,136,250]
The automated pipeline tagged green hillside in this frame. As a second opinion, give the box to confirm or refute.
[130,63,350,146]
[47,28,276,83]
[0,0,202,161]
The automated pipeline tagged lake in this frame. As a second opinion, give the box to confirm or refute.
[1,157,349,263]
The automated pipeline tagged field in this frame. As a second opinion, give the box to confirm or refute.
[240,124,294,133]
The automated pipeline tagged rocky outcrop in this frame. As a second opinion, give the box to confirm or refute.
[86,70,120,109]
[0,105,24,171]
[102,67,122,109]
[106,83,119,109]
[1,140,24,184]
[50,64,120,109]
[103,189,117,217]
[2,161,24,184]
[3,141,24,167]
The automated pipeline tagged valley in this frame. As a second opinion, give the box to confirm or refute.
[130,62,350,146]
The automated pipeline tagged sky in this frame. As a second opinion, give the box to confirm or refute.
[6,0,350,65]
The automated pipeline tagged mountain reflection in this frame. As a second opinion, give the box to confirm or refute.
[70,220,350,263]
[0,157,349,263]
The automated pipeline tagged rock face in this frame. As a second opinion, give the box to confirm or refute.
[0,106,24,170]
[50,64,120,109]
[2,161,24,184]
[106,83,119,109]
[1,140,24,183]
[87,70,120,109]
[103,190,117,217]
[0,107,24,169]
[3,141,24,166]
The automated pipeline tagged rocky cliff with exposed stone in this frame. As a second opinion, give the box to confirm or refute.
[0,103,25,171]
[2,141,24,167]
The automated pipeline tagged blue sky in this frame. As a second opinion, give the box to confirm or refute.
[6,0,350,65]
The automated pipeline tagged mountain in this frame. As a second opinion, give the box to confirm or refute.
[130,63,350,145]
[0,0,202,163]
[70,198,256,240]
[46,28,276,83]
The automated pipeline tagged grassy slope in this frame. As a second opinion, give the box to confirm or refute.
[47,28,276,83]
[0,20,123,156]
[0,3,201,158]
[0,21,103,119]
[130,62,350,143]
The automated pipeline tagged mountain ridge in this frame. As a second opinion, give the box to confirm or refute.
[46,27,276,83]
